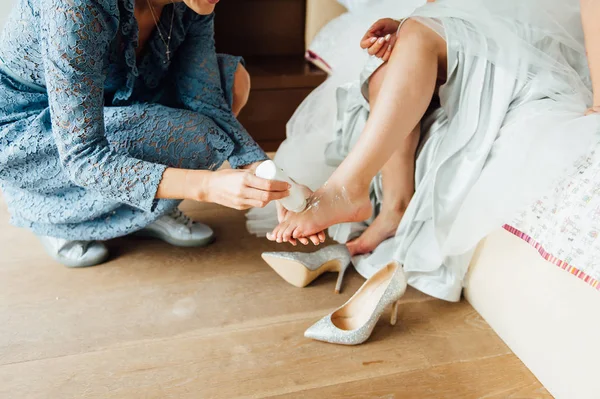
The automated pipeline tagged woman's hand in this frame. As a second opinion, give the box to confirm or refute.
[360,18,401,61]
[195,169,290,210]
[271,185,326,246]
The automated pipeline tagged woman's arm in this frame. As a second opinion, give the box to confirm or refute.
[40,1,283,211]
[582,0,600,109]
[156,167,290,211]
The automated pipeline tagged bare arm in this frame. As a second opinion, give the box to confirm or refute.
[156,165,290,211]
[582,0,600,109]
[156,168,206,201]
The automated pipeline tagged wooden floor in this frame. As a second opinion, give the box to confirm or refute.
[0,195,550,398]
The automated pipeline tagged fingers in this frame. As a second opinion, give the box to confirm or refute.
[298,237,310,245]
[381,44,393,62]
[244,174,290,192]
[242,199,270,209]
[376,44,388,59]
[360,35,378,49]
[360,19,383,47]
[377,34,393,59]
[368,36,386,56]
[243,186,289,206]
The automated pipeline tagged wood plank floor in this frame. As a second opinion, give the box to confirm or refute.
[0,195,550,398]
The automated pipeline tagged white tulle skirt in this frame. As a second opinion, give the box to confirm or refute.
[247,0,600,301]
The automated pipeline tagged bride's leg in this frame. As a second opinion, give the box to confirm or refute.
[271,19,446,241]
[347,62,420,255]
[347,126,419,255]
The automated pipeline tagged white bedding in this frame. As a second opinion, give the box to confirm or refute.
[508,149,600,290]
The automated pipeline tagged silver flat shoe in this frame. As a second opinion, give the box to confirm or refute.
[39,236,109,268]
[137,208,214,248]
[304,262,407,345]
[261,244,351,294]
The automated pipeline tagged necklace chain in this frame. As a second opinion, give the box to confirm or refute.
[146,0,175,62]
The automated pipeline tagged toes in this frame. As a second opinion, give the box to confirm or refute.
[298,237,310,245]
[309,235,320,246]
[275,222,288,243]
[346,239,359,256]
[292,225,304,239]
[346,238,372,256]
[266,228,279,241]
[317,231,326,243]
[282,222,297,243]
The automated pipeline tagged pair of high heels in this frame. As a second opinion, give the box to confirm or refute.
[262,245,407,345]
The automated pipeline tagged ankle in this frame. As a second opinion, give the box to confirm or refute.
[381,199,410,215]
[324,178,371,202]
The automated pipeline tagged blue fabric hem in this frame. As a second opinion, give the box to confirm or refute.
[10,199,181,241]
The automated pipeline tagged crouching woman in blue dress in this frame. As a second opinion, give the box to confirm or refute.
[0,0,290,267]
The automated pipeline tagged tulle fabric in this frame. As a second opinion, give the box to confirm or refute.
[412,0,590,102]
[405,0,599,258]
[247,0,600,301]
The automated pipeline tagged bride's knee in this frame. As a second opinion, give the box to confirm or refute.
[368,63,388,100]
[398,19,445,55]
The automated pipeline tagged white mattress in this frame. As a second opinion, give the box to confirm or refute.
[464,229,600,399]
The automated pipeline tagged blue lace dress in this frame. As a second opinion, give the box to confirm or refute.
[0,0,267,240]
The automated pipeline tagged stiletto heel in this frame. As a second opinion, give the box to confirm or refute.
[262,245,351,291]
[304,262,407,345]
[390,300,400,326]
[334,262,349,294]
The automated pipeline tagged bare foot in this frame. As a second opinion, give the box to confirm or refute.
[268,183,372,243]
[346,207,404,256]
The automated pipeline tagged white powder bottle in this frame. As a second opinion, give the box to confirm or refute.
[255,160,307,213]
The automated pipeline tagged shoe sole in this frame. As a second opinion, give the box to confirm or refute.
[261,254,342,288]
[51,249,110,268]
[135,230,215,248]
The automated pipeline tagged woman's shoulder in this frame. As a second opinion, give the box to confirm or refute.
[36,0,122,19]
[177,4,215,34]
[178,4,213,23]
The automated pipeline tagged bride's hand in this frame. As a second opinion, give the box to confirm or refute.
[271,185,326,246]
[360,18,401,61]
[585,105,600,116]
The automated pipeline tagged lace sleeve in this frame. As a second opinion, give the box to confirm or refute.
[39,0,167,212]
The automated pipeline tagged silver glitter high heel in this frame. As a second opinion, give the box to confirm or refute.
[304,262,407,345]
[261,244,351,294]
